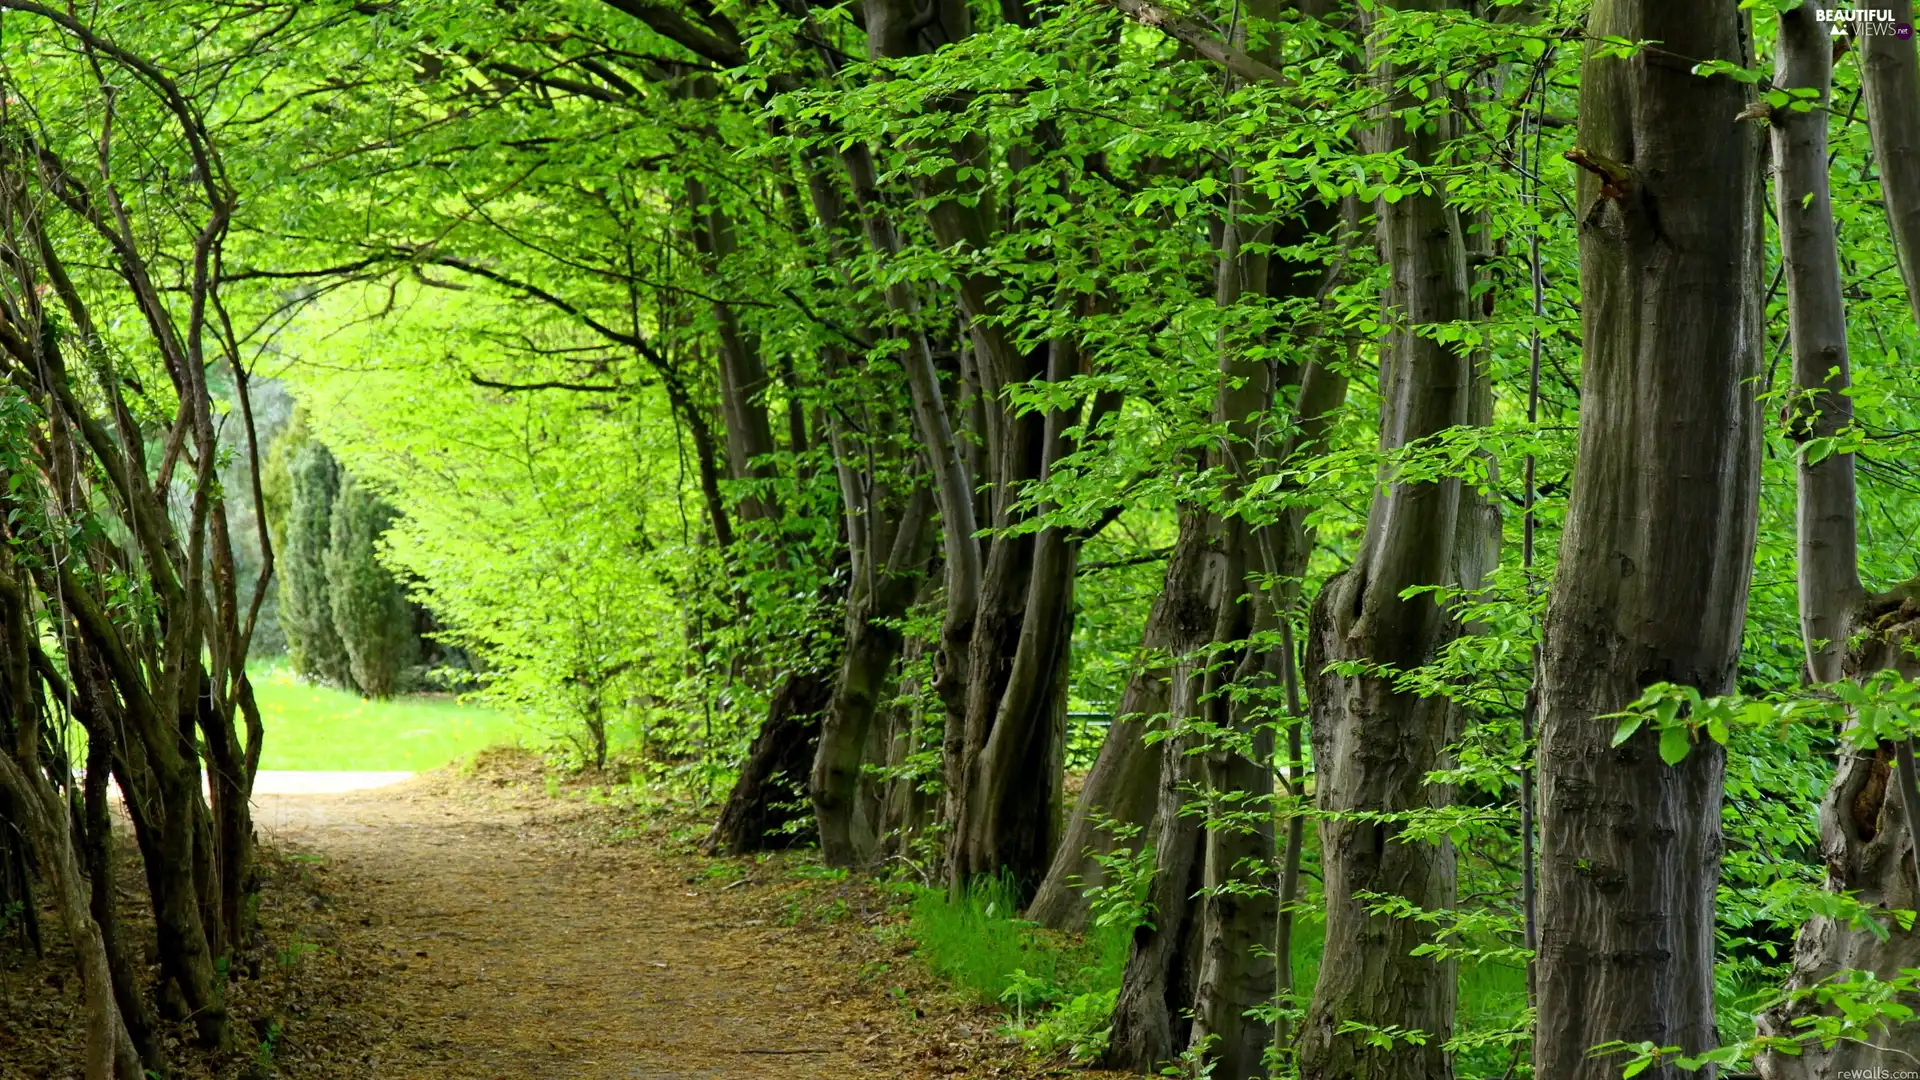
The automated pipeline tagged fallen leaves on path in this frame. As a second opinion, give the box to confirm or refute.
[5,749,1122,1079]
[251,749,1116,1079]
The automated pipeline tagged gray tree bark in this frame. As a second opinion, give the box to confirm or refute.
[1859,0,1920,329]
[1755,3,1920,1069]
[813,486,936,866]
[0,756,143,1080]
[1533,2,1765,1076]
[1298,6,1474,1076]
[856,0,1095,898]
[82,723,164,1075]
[1104,517,1222,1071]
[1025,545,1186,929]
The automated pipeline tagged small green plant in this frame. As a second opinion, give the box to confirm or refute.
[1159,1034,1218,1078]
[779,897,807,927]
[1006,984,1117,1064]
[1080,815,1156,933]
[998,967,1063,1028]
[788,862,850,883]
[886,983,919,1022]
[255,1019,282,1070]
[277,936,321,974]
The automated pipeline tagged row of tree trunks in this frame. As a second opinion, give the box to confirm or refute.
[0,69,286,1052]
[1533,2,1766,1075]
[644,0,1081,898]
[1105,22,1357,1058]
[854,0,1083,899]
[689,170,843,854]
[0,567,144,1080]
[946,333,1082,892]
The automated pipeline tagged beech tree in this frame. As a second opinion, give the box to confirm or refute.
[1534,2,1766,1074]
[1757,4,1920,1073]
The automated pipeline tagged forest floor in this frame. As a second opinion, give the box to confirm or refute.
[4,749,1111,1079]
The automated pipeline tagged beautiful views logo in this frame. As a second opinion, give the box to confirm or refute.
[1818,4,1916,38]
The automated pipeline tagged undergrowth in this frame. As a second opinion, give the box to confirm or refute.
[900,874,1130,1064]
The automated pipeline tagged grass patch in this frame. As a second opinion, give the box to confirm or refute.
[249,658,525,771]
[904,880,1531,1074]
[905,875,1129,1006]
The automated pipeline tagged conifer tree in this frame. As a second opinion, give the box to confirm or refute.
[281,442,356,689]
[325,474,416,699]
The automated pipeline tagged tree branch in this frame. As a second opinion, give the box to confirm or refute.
[469,373,626,393]
[1093,0,1290,87]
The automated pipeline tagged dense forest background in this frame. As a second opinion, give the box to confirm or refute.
[1,0,1919,1077]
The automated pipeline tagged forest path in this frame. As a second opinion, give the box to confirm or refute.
[254,762,909,1080]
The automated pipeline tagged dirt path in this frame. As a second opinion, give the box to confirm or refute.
[255,768,922,1079]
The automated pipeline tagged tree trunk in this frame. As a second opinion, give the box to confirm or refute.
[1186,132,1289,1078]
[947,509,1076,896]
[1191,561,1278,1080]
[1534,2,1764,1075]
[197,666,255,968]
[686,177,781,526]
[1298,6,1473,1074]
[1757,655,1920,1077]
[1858,0,1920,329]
[879,623,941,860]
[1104,527,1220,1070]
[1756,5,1920,1069]
[149,760,229,1048]
[96,684,229,1052]
[0,755,144,1080]
[1025,517,1192,930]
[813,617,904,866]
[1773,0,1863,690]
[706,667,836,854]
[0,591,141,1080]
[83,736,165,1077]
[833,137,983,776]
[814,488,936,867]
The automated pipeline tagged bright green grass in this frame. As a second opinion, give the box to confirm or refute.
[908,880,1532,1074]
[248,659,527,771]
[906,875,1131,1006]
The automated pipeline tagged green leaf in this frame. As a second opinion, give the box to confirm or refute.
[1659,724,1692,766]
[1612,713,1645,746]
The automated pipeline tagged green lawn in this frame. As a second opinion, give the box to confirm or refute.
[248,661,526,771]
